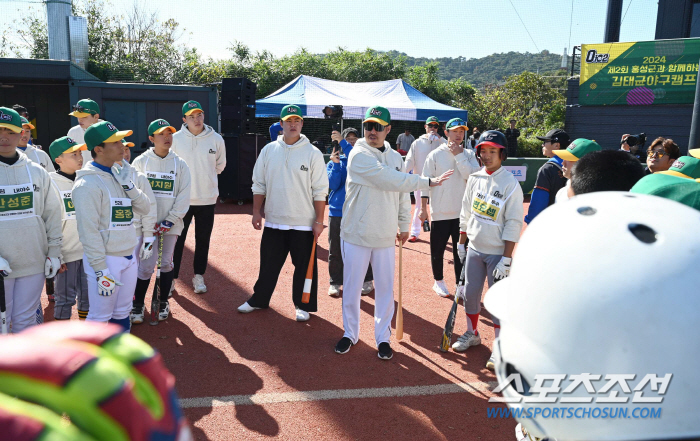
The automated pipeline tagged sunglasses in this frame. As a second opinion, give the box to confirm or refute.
[363,122,386,132]
[446,121,466,129]
[427,123,440,128]
[647,150,666,158]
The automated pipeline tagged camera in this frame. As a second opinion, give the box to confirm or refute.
[623,133,646,148]
[323,105,343,119]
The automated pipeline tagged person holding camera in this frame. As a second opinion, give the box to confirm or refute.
[327,128,374,297]
[620,133,647,162]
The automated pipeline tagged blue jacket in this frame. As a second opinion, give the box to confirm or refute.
[327,139,355,217]
[524,156,566,224]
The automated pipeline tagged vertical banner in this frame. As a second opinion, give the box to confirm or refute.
[579,38,700,106]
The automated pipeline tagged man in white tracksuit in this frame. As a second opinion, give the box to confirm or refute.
[404,116,446,242]
[239,105,328,322]
[454,130,523,370]
[0,107,62,333]
[67,99,103,169]
[48,136,90,320]
[335,106,453,360]
[131,119,191,323]
[171,100,226,294]
[72,121,153,332]
[421,118,480,298]
[18,117,55,172]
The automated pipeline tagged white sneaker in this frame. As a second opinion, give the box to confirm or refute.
[192,274,207,294]
[328,285,341,297]
[237,302,261,313]
[158,301,170,321]
[169,280,176,298]
[452,331,481,352]
[295,307,310,322]
[130,305,145,324]
[361,281,374,295]
[433,280,450,298]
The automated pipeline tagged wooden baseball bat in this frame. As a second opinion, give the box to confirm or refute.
[150,235,163,326]
[396,240,403,340]
[301,238,317,304]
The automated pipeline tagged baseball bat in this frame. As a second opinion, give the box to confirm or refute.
[440,251,467,352]
[301,238,317,304]
[46,277,55,302]
[396,240,403,340]
[0,274,6,335]
[150,235,163,326]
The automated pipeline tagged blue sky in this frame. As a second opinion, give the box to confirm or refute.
[4,0,659,60]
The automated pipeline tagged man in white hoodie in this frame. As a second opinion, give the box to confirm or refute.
[454,130,523,370]
[335,106,453,360]
[18,117,55,172]
[67,99,102,169]
[131,119,191,323]
[421,118,480,298]
[404,116,446,242]
[72,121,153,332]
[171,100,226,294]
[0,107,62,333]
[239,105,328,321]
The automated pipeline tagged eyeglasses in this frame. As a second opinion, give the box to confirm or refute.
[647,150,666,158]
[427,123,440,128]
[363,122,385,132]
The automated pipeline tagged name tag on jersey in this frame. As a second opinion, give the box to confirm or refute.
[60,190,76,220]
[146,171,176,198]
[471,191,503,222]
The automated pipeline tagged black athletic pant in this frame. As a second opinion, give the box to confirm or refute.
[430,218,463,282]
[247,227,318,312]
[173,204,216,279]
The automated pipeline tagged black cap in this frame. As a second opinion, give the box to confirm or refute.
[537,129,570,147]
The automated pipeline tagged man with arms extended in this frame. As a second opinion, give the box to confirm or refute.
[171,100,226,294]
[239,105,328,322]
[335,106,453,360]
[404,116,446,242]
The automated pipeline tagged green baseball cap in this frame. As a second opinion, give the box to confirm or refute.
[553,138,602,161]
[690,148,700,159]
[659,156,700,179]
[148,119,177,136]
[363,106,391,126]
[280,104,303,121]
[425,116,439,125]
[445,118,468,131]
[20,117,35,130]
[83,121,133,151]
[631,173,700,212]
[121,139,135,148]
[0,107,23,133]
[69,99,100,117]
[49,136,86,161]
[182,100,203,116]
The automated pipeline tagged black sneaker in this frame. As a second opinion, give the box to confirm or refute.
[378,342,393,360]
[335,337,353,354]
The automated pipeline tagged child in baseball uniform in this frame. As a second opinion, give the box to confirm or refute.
[453,130,523,370]
[67,99,102,169]
[48,136,90,320]
[17,117,55,172]
[131,119,191,323]
[421,118,480,298]
[0,107,62,332]
[335,106,453,360]
[72,121,153,332]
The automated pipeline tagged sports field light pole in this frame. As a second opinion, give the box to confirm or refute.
[688,58,700,153]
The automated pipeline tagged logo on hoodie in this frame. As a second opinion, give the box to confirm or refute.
[209,149,216,154]
[300,165,308,172]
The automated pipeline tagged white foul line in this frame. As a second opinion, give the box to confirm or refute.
[179,381,497,409]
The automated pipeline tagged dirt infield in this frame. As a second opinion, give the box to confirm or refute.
[41,200,529,440]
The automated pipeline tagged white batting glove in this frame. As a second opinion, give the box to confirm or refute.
[140,237,156,260]
[457,243,467,264]
[0,256,12,277]
[44,257,61,278]
[95,269,123,296]
[493,257,512,283]
[112,160,135,191]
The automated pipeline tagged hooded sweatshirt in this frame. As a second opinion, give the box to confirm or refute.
[460,166,524,255]
[404,133,446,175]
[129,168,157,238]
[132,148,191,236]
[18,145,55,172]
[49,172,83,263]
[0,152,62,278]
[341,139,431,249]
[68,121,103,169]
[171,124,226,206]
[422,144,481,221]
[251,135,328,227]
[72,162,152,272]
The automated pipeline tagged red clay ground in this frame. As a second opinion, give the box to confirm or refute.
[41,200,530,441]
